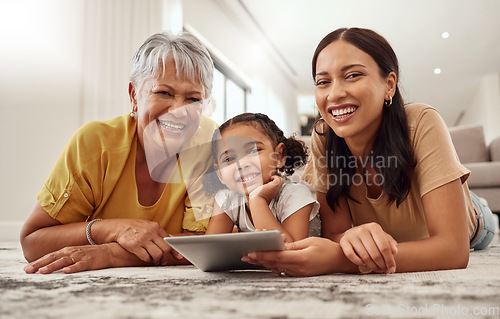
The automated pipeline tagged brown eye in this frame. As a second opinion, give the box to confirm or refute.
[188,97,201,103]
[346,73,363,80]
[314,80,330,86]
[156,91,173,96]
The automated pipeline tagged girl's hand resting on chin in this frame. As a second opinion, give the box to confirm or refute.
[249,175,284,204]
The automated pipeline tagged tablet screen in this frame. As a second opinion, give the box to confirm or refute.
[164,230,285,271]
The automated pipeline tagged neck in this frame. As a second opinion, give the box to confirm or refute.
[343,120,381,158]
[345,137,374,158]
[136,141,178,184]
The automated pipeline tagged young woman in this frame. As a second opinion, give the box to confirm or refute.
[243,27,496,276]
[205,113,319,243]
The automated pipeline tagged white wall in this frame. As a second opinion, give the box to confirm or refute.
[0,0,85,239]
[183,0,299,136]
[461,73,500,144]
[0,0,164,240]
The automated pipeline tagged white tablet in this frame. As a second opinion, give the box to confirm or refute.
[164,230,285,272]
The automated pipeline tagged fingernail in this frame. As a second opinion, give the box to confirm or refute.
[241,256,250,262]
[388,267,396,274]
[247,252,256,259]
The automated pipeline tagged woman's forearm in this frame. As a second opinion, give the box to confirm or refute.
[21,202,171,265]
[21,222,90,262]
[393,237,469,272]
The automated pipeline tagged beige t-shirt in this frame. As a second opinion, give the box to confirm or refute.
[302,103,477,242]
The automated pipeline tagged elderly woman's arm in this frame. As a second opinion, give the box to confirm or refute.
[23,241,188,274]
[21,203,90,261]
[20,202,179,270]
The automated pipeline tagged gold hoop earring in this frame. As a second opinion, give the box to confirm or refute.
[384,96,393,107]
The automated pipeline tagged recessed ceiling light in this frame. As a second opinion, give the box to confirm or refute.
[434,68,441,75]
[441,32,450,39]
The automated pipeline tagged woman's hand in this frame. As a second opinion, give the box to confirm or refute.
[104,219,172,265]
[24,244,115,274]
[249,175,284,204]
[242,237,354,277]
[24,241,184,274]
[339,222,398,274]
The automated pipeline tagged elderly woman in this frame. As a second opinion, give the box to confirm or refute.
[21,31,218,274]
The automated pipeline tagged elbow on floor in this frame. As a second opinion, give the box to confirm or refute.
[447,249,470,270]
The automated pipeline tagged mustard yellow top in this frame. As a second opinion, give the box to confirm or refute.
[37,114,218,233]
[302,104,477,242]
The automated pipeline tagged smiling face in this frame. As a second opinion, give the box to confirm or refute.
[314,40,395,148]
[214,124,284,196]
[130,57,206,156]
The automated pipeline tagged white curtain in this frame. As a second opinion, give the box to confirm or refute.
[79,0,164,124]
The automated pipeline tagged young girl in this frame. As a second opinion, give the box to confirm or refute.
[204,113,319,243]
[243,27,496,276]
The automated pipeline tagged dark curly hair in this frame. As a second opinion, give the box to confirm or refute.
[203,113,308,196]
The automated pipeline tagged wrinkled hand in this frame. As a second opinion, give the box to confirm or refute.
[241,237,341,277]
[339,222,398,274]
[24,244,114,274]
[112,219,172,265]
[249,175,284,204]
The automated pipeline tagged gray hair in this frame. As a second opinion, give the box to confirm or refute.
[130,31,214,97]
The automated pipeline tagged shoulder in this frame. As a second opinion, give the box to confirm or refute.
[214,189,242,221]
[191,116,218,144]
[67,114,135,163]
[308,121,329,154]
[278,179,315,200]
[200,115,218,131]
[405,103,448,142]
[273,179,319,219]
[73,115,135,147]
[405,103,443,129]
[214,188,235,208]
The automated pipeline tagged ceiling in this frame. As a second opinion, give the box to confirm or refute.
[237,0,500,125]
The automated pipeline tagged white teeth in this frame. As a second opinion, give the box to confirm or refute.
[332,107,357,117]
[239,173,258,182]
[159,120,185,131]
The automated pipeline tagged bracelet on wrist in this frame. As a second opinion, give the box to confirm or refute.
[86,219,102,245]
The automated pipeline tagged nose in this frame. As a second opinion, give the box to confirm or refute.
[238,157,251,168]
[169,97,188,116]
[326,81,347,103]
[237,154,255,170]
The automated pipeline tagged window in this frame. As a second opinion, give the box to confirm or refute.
[209,58,250,125]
